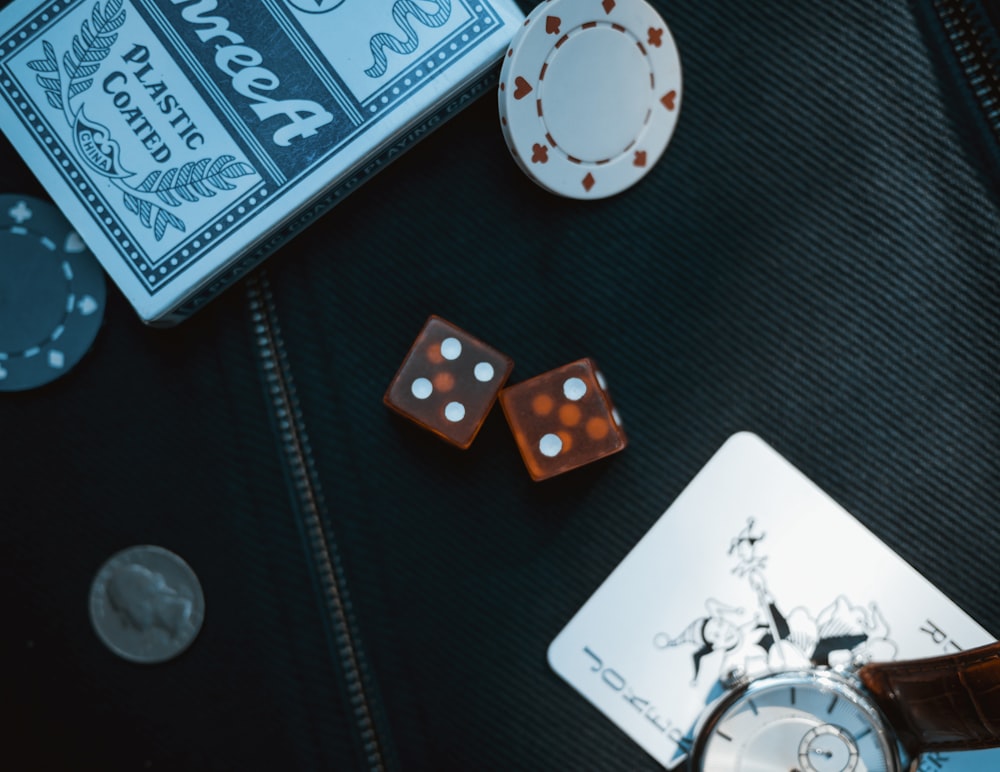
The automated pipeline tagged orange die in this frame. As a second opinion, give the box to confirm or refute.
[384,316,513,449]
[499,359,627,481]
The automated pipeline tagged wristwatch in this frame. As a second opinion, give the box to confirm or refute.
[688,640,1000,771]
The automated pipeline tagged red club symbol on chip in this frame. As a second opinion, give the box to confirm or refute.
[648,27,663,47]
[513,76,533,100]
[545,15,561,34]
[532,144,549,164]
[633,151,647,167]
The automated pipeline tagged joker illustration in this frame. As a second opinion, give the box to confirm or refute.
[655,519,897,684]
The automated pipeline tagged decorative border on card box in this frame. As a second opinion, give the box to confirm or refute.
[0,0,504,295]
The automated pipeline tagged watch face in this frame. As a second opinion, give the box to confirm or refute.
[691,670,901,772]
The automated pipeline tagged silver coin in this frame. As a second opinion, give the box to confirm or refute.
[88,545,205,664]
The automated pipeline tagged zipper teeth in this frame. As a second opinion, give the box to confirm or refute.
[935,0,1000,140]
[247,270,387,772]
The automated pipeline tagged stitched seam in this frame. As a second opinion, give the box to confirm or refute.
[248,270,387,772]
[933,0,1000,145]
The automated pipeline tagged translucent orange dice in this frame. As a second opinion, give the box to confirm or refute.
[499,359,627,481]
[384,316,514,449]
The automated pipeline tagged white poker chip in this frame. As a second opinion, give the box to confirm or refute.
[498,0,682,199]
[0,195,106,391]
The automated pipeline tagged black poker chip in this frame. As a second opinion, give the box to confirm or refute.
[0,194,106,391]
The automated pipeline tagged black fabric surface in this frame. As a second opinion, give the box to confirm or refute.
[3,0,999,770]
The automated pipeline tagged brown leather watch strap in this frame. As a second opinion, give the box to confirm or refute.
[858,640,1000,753]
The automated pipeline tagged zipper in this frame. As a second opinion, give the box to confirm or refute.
[931,0,1000,145]
[246,269,389,772]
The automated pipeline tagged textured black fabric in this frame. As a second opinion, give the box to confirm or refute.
[3,0,999,770]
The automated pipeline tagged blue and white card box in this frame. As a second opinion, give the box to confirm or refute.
[0,0,523,324]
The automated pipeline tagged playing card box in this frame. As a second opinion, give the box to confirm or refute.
[0,0,523,325]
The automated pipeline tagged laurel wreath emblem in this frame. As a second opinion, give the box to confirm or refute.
[27,0,256,241]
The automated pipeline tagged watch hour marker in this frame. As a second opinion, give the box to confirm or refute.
[827,695,839,714]
[856,727,872,741]
[790,687,796,705]
[748,699,758,716]
[716,729,733,742]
